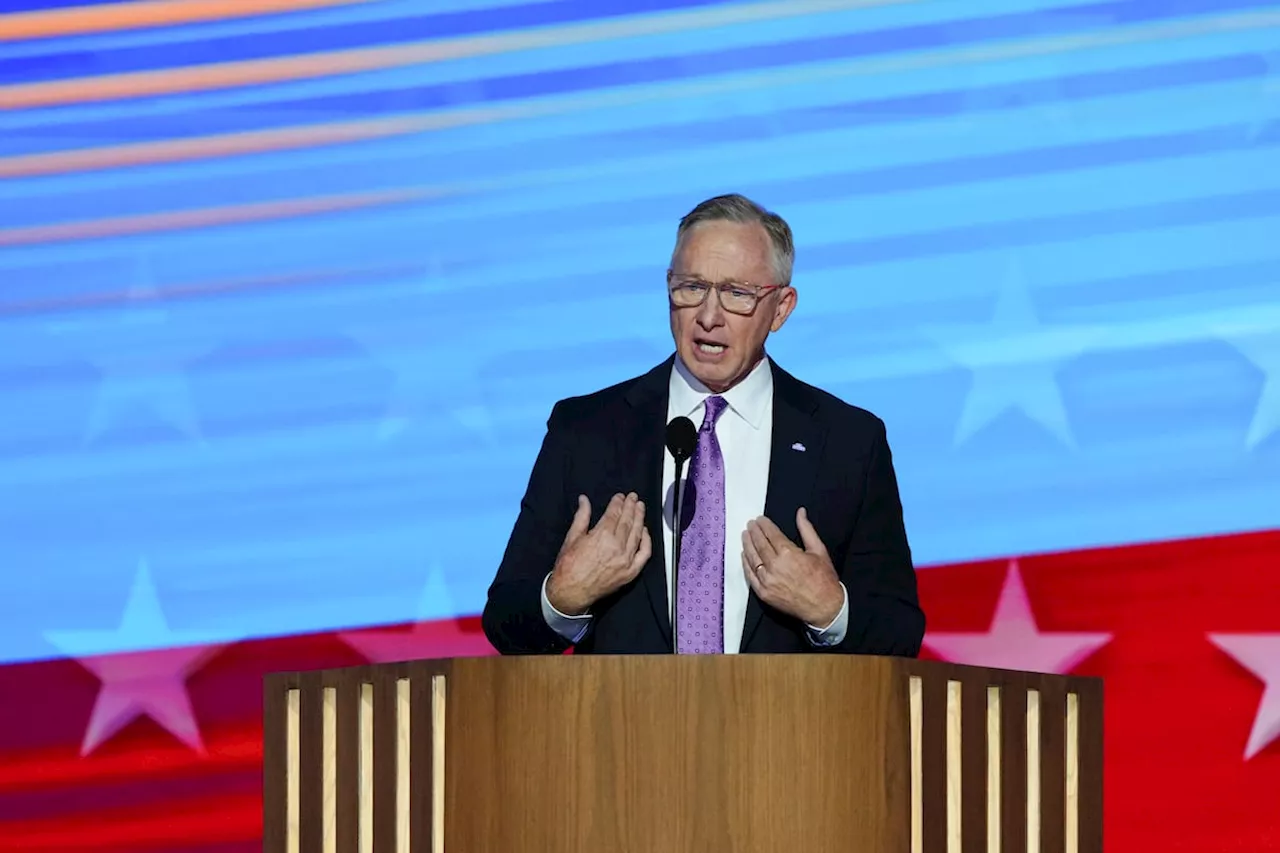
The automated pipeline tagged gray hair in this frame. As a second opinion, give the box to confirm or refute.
[673,193,795,286]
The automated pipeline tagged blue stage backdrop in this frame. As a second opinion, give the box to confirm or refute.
[1,0,1279,664]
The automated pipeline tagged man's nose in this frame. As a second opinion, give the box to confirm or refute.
[696,288,726,327]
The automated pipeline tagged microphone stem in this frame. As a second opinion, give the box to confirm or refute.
[671,457,686,655]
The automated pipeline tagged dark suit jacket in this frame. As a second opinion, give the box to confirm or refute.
[481,356,925,656]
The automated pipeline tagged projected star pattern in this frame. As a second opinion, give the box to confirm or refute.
[1,0,1280,850]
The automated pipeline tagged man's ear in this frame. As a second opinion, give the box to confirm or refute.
[771,286,797,332]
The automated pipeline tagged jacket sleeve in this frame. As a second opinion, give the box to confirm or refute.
[828,417,926,656]
[481,401,578,654]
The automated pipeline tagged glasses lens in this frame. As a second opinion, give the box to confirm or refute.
[670,282,706,306]
[668,279,761,313]
[720,287,757,314]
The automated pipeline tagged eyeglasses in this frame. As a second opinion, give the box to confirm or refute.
[666,270,783,316]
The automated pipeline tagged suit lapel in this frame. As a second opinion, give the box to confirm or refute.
[623,357,676,647]
[739,360,824,652]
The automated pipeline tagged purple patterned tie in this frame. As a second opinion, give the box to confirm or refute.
[676,395,728,654]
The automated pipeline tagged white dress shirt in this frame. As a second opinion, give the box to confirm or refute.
[541,356,849,651]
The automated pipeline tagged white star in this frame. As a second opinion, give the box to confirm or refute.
[344,261,497,443]
[44,559,226,755]
[339,562,495,662]
[924,560,1112,674]
[1250,49,1280,141]
[1208,633,1280,760]
[347,318,497,443]
[948,10,1110,135]
[410,561,456,623]
[50,255,213,446]
[925,256,1099,447]
[1219,323,1280,449]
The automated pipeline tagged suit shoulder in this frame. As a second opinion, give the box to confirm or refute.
[786,373,887,438]
[546,368,654,428]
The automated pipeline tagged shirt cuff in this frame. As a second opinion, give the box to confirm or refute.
[540,572,593,643]
[805,583,849,647]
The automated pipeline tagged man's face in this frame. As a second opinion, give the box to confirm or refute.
[668,220,796,393]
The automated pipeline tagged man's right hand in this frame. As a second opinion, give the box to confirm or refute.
[545,493,652,616]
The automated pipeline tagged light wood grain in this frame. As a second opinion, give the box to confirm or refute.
[947,680,962,853]
[323,686,337,853]
[359,683,373,853]
[432,676,446,853]
[1027,689,1041,853]
[286,688,300,853]
[912,675,923,853]
[395,678,410,853]
[987,686,1001,853]
[1066,692,1079,853]
[447,655,908,853]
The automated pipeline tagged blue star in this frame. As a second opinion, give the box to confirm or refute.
[925,256,1100,447]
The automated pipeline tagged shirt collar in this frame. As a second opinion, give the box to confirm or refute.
[669,353,773,430]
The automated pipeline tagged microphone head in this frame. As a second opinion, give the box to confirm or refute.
[665,416,697,463]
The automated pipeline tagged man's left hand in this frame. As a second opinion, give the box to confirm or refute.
[742,507,843,627]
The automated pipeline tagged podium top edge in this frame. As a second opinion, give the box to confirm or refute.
[261,654,1102,693]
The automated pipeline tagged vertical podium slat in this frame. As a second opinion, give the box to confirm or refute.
[288,690,300,853]
[373,675,399,853]
[911,677,923,853]
[336,674,361,853]
[360,683,374,853]
[1077,681,1104,853]
[324,687,338,853]
[1066,693,1079,853]
[264,679,289,853]
[299,673,325,853]
[921,673,948,853]
[395,678,411,853]
[1001,678,1028,853]
[960,678,987,853]
[1039,681,1067,853]
[987,687,1002,853]
[432,677,446,853]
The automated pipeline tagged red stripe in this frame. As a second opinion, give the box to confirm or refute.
[0,791,261,850]
[0,722,260,793]
[0,768,259,826]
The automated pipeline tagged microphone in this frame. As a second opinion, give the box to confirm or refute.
[665,416,697,653]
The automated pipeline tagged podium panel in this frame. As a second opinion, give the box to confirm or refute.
[264,656,1102,853]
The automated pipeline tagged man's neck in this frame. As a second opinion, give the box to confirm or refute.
[676,351,768,395]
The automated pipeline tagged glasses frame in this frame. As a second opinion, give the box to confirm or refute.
[665,269,785,316]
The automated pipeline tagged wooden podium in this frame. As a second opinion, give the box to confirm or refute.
[263,655,1102,853]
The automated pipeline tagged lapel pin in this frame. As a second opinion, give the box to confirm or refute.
[791,442,806,452]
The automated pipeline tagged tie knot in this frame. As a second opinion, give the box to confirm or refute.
[702,395,728,429]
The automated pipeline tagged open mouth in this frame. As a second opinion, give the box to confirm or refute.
[694,338,727,358]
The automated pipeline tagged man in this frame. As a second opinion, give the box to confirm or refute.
[481,194,924,656]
